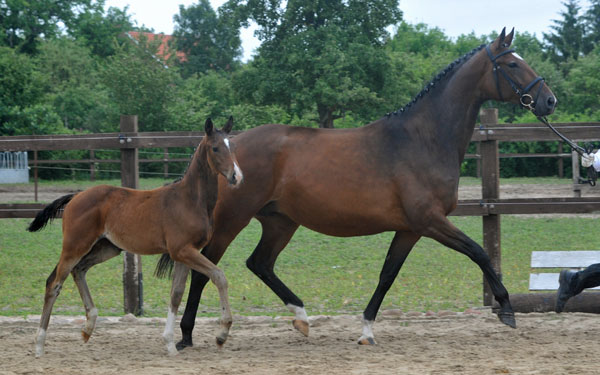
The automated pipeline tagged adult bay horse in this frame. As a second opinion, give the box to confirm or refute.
[28,118,243,357]
[160,28,557,349]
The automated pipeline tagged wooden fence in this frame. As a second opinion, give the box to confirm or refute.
[2,111,600,314]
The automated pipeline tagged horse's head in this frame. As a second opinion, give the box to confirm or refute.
[204,117,243,186]
[481,27,557,116]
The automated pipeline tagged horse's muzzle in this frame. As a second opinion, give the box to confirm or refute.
[534,94,557,116]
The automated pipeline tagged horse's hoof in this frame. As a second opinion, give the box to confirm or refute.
[358,337,377,345]
[497,311,517,328]
[81,330,91,343]
[175,339,193,351]
[166,343,178,356]
[292,319,309,337]
[216,336,227,348]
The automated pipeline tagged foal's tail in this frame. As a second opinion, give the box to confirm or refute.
[27,194,75,232]
[155,253,175,279]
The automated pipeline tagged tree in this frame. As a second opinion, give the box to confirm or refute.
[543,0,586,64]
[173,0,242,77]
[583,0,600,50]
[102,43,179,131]
[229,0,402,128]
[0,0,95,54]
[69,2,134,58]
[36,38,119,132]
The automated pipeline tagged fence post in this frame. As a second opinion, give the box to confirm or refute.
[164,148,169,178]
[572,150,581,197]
[120,115,143,316]
[558,142,564,179]
[90,150,95,182]
[479,108,501,306]
[33,151,38,202]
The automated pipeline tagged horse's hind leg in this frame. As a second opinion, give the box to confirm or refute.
[163,262,189,355]
[172,245,232,348]
[36,255,85,357]
[35,229,102,357]
[423,215,515,328]
[71,239,122,343]
[359,231,420,345]
[246,213,306,334]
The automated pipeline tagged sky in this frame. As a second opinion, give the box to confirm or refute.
[104,0,593,61]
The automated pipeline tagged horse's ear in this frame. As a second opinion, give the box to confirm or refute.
[223,116,234,134]
[504,27,515,47]
[205,118,214,136]
[492,27,507,50]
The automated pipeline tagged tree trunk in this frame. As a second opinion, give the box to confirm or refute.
[317,104,335,128]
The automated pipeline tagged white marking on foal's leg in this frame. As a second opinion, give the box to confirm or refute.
[82,307,98,342]
[287,304,310,337]
[163,307,178,356]
[35,328,47,358]
[358,317,377,345]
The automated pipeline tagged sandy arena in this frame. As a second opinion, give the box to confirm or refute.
[1,311,599,375]
[2,182,600,374]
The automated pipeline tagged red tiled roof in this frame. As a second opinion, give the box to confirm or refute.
[127,31,187,63]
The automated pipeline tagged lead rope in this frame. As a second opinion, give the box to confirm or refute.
[537,116,596,186]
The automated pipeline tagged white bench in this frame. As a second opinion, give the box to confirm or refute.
[529,251,600,290]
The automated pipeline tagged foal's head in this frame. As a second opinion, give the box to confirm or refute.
[480,27,557,116]
[203,117,243,186]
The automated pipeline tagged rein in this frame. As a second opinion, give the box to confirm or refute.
[486,43,597,186]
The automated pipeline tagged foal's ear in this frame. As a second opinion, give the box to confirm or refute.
[223,116,234,134]
[205,118,214,136]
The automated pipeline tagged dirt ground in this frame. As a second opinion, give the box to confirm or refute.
[3,183,600,374]
[1,310,599,375]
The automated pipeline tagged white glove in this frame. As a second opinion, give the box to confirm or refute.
[582,153,594,168]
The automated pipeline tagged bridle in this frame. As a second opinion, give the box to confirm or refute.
[485,44,597,185]
[485,44,545,112]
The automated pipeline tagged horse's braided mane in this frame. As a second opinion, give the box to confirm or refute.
[386,43,487,117]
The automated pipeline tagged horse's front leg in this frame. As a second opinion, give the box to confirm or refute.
[423,214,516,328]
[163,261,189,356]
[359,231,420,345]
[172,245,233,348]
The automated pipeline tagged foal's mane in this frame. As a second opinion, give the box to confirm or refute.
[386,43,487,117]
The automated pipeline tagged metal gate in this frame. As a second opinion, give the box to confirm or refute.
[0,151,29,183]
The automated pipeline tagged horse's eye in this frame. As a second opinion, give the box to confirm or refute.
[508,62,518,68]
[212,147,219,152]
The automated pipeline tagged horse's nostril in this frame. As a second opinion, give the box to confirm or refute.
[547,96,556,107]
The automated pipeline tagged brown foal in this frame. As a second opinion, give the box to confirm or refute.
[28,117,243,357]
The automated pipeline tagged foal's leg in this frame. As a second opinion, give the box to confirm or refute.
[359,231,420,345]
[177,219,252,350]
[423,215,515,328]
[246,214,306,334]
[71,239,122,343]
[172,245,233,347]
[36,248,93,356]
[163,262,189,355]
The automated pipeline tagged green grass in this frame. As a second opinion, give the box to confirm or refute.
[1,214,598,318]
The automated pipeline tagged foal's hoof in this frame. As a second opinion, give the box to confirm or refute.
[497,311,517,328]
[216,336,227,348]
[358,336,377,345]
[175,338,193,351]
[81,330,91,343]
[293,319,309,337]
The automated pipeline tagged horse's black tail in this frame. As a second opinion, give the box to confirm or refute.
[27,194,75,232]
[155,253,175,279]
